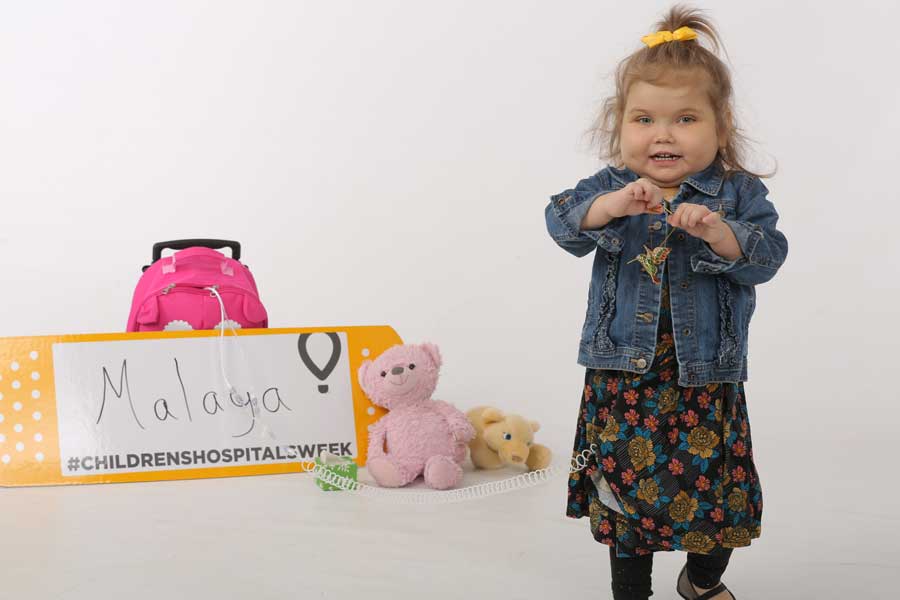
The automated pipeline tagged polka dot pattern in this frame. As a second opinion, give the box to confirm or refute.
[1,342,54,483]
[360,347,382,424]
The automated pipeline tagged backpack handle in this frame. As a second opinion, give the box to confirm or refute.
[153,239,241,262]
[143,239,242,272]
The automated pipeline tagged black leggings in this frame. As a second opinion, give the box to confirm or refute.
[609,546,733,600]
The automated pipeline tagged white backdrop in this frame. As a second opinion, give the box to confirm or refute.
[1,2,898,598]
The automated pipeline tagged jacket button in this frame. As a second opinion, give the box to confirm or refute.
[649,221,662,231]
[682,327,691,336]
[680,281,689,289]
[677,233,686,241]
[634,358,647,369]
[612,238,620,245]
[557,196,570,205]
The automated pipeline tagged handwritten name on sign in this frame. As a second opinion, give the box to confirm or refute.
[51,332,357,476]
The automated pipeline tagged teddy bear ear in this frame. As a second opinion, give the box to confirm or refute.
[530,420,541,433]
[420,343,442,369]
[358,360,373,395]
[482,407,505,424]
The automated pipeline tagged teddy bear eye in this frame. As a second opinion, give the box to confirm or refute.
[408,363,416,370]
[503,433,512,441]
[380,371,387,378]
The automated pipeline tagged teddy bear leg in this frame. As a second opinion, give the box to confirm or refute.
[366,456,421,488]
[424,455,463,490]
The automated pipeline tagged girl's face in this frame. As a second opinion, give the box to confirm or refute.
[620,73,724,188]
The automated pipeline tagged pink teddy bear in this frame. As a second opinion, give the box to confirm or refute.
[358,343,475,490]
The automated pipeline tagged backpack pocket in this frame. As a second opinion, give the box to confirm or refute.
[135,285,268,332]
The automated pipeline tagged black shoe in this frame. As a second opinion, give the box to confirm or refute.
[677,564,735,600]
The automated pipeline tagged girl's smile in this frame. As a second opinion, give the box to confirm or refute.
[650,153,684,171]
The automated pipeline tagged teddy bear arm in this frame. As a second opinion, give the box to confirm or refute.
[456,419,476,443]
[525,443,552,471]
[433,401,476,441]
[366,420,388,459]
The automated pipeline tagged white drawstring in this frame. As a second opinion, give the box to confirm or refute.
[204,286,275,441]
[206,286,238,396]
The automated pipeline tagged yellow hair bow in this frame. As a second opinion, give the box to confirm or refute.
[641,26,698,48]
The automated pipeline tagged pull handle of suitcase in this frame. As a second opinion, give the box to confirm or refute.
[143,239,242,271]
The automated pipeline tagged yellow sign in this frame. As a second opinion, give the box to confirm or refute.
[0,326,401,487]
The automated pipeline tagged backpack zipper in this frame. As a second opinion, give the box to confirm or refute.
[155,283,259,299]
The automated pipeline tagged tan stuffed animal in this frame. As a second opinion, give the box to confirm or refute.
[466,406,552,471]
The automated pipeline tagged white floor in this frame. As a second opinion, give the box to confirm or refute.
[1,430,895,600]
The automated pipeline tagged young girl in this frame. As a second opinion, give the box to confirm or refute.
[544,6,788,600]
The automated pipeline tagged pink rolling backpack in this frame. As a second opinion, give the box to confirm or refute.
[126,239,268,332]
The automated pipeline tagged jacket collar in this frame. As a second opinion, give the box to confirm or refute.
[607,160,725,197]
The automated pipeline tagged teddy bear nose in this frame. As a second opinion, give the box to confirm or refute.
[511,455,524,463]
[391,366,405,375]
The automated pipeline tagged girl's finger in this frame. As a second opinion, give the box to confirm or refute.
[647,188,662,211]
[640,179,655,198]
[690,206,707,228]
[688,206,700,228]
[668,204,681,227]
[679,205,689,228]
[702,212,720,226]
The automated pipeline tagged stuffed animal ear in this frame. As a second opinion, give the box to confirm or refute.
[482,407,505,425]
[530,420,541,433]
[420,343,442,369]
[358,360,373,395]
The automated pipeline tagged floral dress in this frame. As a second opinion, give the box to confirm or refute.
[566,261,763,557]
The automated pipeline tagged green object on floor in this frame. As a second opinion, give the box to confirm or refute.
[314,453,358,491]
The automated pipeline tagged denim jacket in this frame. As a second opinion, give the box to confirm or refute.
[545,161,788,387]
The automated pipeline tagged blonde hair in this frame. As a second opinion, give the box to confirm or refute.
[591,4,772,178]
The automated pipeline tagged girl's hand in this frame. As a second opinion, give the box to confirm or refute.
[667,202,730,244]
[607,178,665,218]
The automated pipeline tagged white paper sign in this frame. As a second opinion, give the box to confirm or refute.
[52,332,356,476]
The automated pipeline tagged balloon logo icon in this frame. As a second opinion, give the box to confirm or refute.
[298,333,341,394]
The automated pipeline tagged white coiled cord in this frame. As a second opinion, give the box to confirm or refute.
[299,443,600,505]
